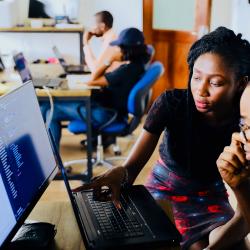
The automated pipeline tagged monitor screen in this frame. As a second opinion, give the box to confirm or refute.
[28,0,80,19]
[13,53,32,83]
[52,46,67,68]
[0,82,57,247]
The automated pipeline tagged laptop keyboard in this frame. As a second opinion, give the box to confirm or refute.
[86,193,145,240]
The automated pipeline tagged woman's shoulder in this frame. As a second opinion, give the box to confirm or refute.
[148,88,188,119]
[158,88,188,107]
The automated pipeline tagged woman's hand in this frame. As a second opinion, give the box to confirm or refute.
[72,166,127,208]
[216,132,250,189]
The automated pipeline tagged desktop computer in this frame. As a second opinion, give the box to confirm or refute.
[0,82,58,248]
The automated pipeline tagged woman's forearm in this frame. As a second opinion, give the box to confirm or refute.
[233,180,250,230]
[208,208,249,249]
[122,129,160,183]
[87,76,108,87]
[90,62,110,81]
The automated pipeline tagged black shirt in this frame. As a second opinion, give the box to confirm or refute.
[93,62,145,116]
[143,89,239,181]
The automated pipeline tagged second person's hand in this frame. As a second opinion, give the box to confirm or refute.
[72,166,127,208]
[216,132,250,189]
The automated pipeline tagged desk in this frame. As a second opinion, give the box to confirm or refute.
[0,67,93,182]
[36,88,93,182]
[28,181,180,250]
[0,26,84,64]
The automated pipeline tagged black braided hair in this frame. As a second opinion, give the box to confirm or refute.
[185,26,250,176]
[187,26,250,82]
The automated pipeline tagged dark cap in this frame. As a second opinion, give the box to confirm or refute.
[110,27,145,47]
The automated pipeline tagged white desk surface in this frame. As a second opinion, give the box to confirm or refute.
[0,64,99,96]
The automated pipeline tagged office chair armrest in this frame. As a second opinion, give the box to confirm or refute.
[98,108,118,132]
[76,105,118,131]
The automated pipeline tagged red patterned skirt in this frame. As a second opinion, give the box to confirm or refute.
[145,159,234,249]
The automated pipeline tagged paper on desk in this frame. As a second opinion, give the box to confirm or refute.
[0,82,21,95]
[66,74,100,90]
[55,23,84,29]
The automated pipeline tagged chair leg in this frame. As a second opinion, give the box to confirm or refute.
[63,158,95,167]
[105,156,127,162]
[93,135,113,168]
[112,143,122,156]
[63,134,115,171]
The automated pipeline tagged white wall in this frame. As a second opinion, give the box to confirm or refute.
[0,0,142,64]
[210,0,250,42]
[231,0,250,41]
[210,0,233,31]
[153,0,196,31]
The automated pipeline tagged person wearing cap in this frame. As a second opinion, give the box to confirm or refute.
[216,83,250,232]
[47,27,150,149]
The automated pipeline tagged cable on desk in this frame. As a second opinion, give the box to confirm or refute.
[42,86,54,129]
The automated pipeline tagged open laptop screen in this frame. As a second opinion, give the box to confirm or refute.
[52,46,67,68]
[0,82,57,247]
[13,53,32,83]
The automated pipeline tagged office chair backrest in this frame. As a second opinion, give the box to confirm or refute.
[127,61,164,132]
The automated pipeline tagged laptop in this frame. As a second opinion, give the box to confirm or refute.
[0,82,181,249]
[0,82,58,249]
[57,162,182,249]
[53,46,89,74]
[13,52,63,88]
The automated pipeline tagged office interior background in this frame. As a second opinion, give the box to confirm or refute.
[1,0,250,100]
[0,0,249,213]
[0,0,250,248]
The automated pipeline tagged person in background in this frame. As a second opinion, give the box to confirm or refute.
[47,28,150,149]
[83,10,117,73]
[74,27,250,250]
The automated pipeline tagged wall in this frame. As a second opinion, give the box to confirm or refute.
[153,0,196,31]
[210,0,233,31]
[211,0,250,41]
[231,0,250,41]
[0,0,142,64]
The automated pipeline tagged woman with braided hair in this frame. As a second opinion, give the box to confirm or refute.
[74,27,250,249]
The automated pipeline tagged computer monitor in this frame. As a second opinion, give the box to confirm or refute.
[13,53,32,83]
[28,0,80,20]
[0,82,57,248]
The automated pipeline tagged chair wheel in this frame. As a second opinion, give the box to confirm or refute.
[114,151,121,156]
[66,166,72,174]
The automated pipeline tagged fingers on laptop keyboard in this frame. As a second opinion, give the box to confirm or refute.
[110,185,122,209]
[72,176,103,192]
[72,182,95,192]
[94,187,109,200]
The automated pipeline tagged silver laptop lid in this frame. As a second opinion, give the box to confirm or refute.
[52,46,67,68]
